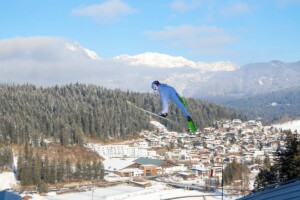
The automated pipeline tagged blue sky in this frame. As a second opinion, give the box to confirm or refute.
[1,0,300,65]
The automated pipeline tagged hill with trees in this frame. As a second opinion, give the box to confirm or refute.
[0,83,241,191]
[0,83,241,146]
[222,86,300,123]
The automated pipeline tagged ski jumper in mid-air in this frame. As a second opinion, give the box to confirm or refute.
[151,80,197,133]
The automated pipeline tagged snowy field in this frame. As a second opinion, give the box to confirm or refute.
[46,185,144,200]
[28,184,236,200]
[0,170,235,200]
[15,182,237,200]
[0,172,18,190]
[272,120,300,133]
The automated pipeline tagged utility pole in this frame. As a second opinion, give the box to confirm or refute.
[222,165,224,200]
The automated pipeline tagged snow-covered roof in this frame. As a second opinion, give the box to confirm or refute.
[119,168,143,173]
[103,158,134,171]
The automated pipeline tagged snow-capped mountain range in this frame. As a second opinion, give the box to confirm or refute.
[65,42,238,72]
[62,42,300,100]
[2,38,300,102]
[114,52,238,71]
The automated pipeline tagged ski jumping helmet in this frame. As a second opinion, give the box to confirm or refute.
[151,80,160,91]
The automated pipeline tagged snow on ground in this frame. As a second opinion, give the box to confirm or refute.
[0,171,18,190]
[248,170,260,191]
[17,181,236,200]
[150,120,168,132]
[45,185,145,200]
[272,120,300,133]
[112,188,221,200]
[24,182,235,200]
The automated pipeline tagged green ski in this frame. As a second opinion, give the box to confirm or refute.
[180,97,197,133]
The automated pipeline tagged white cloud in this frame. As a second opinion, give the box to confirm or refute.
[170,0,203,12]
[145,25,236,54]
[0,36,72,62]
[72,0,135,23]
[221,2,251,17]
[0,37,174,92]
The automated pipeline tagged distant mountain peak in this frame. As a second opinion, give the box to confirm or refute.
[270,60,285,65]
[65,43,101,60]
[114,52,238,71]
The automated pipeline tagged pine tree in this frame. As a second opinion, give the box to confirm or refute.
[223,159,248,185]
[263,155,271,170]
[21,161,33,186]
[65,158,72,181]
[49,160,57,184]
[82,163,87,180]
[87,162,93,180]
[275,130,300,181]
[38,181,48,194]
[32,152,42,185]
[0,146,13,169]
[42,155,51,183]
[254,166,278,190]
[74,160,82,180]
[254,130,300,190]
[99,161,104,179]
[56,159,65,182]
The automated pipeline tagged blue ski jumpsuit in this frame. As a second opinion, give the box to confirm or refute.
[157,84,190,117]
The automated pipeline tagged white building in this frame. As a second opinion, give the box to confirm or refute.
[134,141,149,149]
[232,119,242,126]
[119,168,143,177]
[89,144,151,158]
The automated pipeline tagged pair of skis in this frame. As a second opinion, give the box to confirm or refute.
[126,100,197,133]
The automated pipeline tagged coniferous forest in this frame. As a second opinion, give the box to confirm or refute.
[16,143,104,192]
[0,83,240,146]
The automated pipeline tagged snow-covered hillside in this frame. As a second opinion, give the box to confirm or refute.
[272,120,300,133]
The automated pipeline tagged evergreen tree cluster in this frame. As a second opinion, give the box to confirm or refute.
[0,146,13,171]
[17,143,104,188]
[0,83,239,146]
[254,130,300,190]
[223,159,249,186]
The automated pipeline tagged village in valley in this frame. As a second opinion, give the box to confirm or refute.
[1,118,295,200]
[85,118,289,196]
